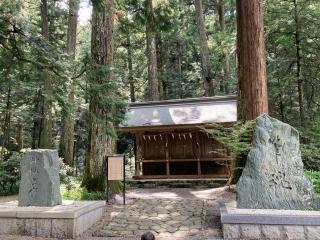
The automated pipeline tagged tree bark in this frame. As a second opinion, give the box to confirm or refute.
[231,0,268,184]
[60,0,80,166]
[172,40,183,98]
[156,32,164,99]
[236,0,268,121]
[218,0,230,94]
[66,0,79,61]
[145,0,159,101]
[16,123,23,152]
[1,70,11,159]
[82,0,115,191]
[126,33,135,102]
[31,90,41,149]
[39,0,53,149]
[293,0,304,126]
[195,0,214,96]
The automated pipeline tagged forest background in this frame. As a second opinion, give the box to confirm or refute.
[0,0,319,195]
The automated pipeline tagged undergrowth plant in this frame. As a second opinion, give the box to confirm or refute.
[0,152,22,195]
[305,170,320,194]
[204,121,254,185]
[61,177,105,200]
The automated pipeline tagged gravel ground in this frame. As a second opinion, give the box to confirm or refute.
[0,186,235,240]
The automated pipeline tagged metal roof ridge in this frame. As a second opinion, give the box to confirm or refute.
[129,95,237,107]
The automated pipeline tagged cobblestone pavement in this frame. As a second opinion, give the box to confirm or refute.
[95,198,207,239]
[89,187,235,240]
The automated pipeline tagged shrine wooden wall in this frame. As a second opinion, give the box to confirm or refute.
[134,130,232,179]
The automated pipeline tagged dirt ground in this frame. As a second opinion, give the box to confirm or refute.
[0,195,18,203]
[0,186,236,240]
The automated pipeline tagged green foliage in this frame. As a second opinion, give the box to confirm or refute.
[61,186,105,200]
[0,0,320,187]
[86,62,127,138]
[305,170,320,194]
[265,0,320,125]
[59,159,75,183]
[61,177,105,200]
[61,176,122,201]
[301,144,320,171]
[300,121,320,171]
[204,121,254,184]
[0,152,22,195]
[204,121,254,156]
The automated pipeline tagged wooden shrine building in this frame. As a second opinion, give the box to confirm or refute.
[119,95,237,180]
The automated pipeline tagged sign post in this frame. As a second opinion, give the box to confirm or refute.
[105,155,126,205]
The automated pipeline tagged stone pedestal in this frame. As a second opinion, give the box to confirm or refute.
[0,200,105,238]
[18,149,62,207]
[221,202,320,240]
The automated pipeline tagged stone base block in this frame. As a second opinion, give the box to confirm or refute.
[0,200,105,238]
[220,202,320,239]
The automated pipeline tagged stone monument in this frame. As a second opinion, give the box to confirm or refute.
[237,114,319,210]
[18,149,62,207]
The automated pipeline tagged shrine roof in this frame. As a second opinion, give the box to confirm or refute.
[119,95,237,131]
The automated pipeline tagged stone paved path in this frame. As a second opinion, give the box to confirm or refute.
[96,199,206,239]
[89,187,235,240]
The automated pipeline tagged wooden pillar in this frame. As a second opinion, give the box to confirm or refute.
[165,133,170,176]
[135,134,142,176]
[196,132,201,177]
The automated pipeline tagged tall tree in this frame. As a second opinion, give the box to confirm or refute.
[1,67,12,158]
[171,39,183,98]
[127,32,135,102]
[217,0,230,94]
[237,0,268,120]
[82,0,115,191]
[39,0,53,148]
[156,32,164,99]
[59,0,80,166]
[145,0,159,101]
[16,122,23,151]
[293,0,304,126]
[194,0,214,96]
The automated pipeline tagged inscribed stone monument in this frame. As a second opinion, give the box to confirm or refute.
[237,114,319,210]
[18,149,62,207]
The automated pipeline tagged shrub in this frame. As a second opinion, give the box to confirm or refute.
[301,144,320,171]
[305,170,320,194]
[0,152,22,195]
[59,158,75,183]
[299,121,320,171]
[204,121,254,156]
[204,121,254,184]
[60,177,105,200]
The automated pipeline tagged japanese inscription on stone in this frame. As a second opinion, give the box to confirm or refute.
[18,149,62,207]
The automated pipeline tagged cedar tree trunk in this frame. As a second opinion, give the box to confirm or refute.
[195,0,214,96]
[237,0,268,121]
[39,0,53,148]
[218,0,230,94]
[60,0,80,166]
[145,0,159,101]
[82,0,115,191]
